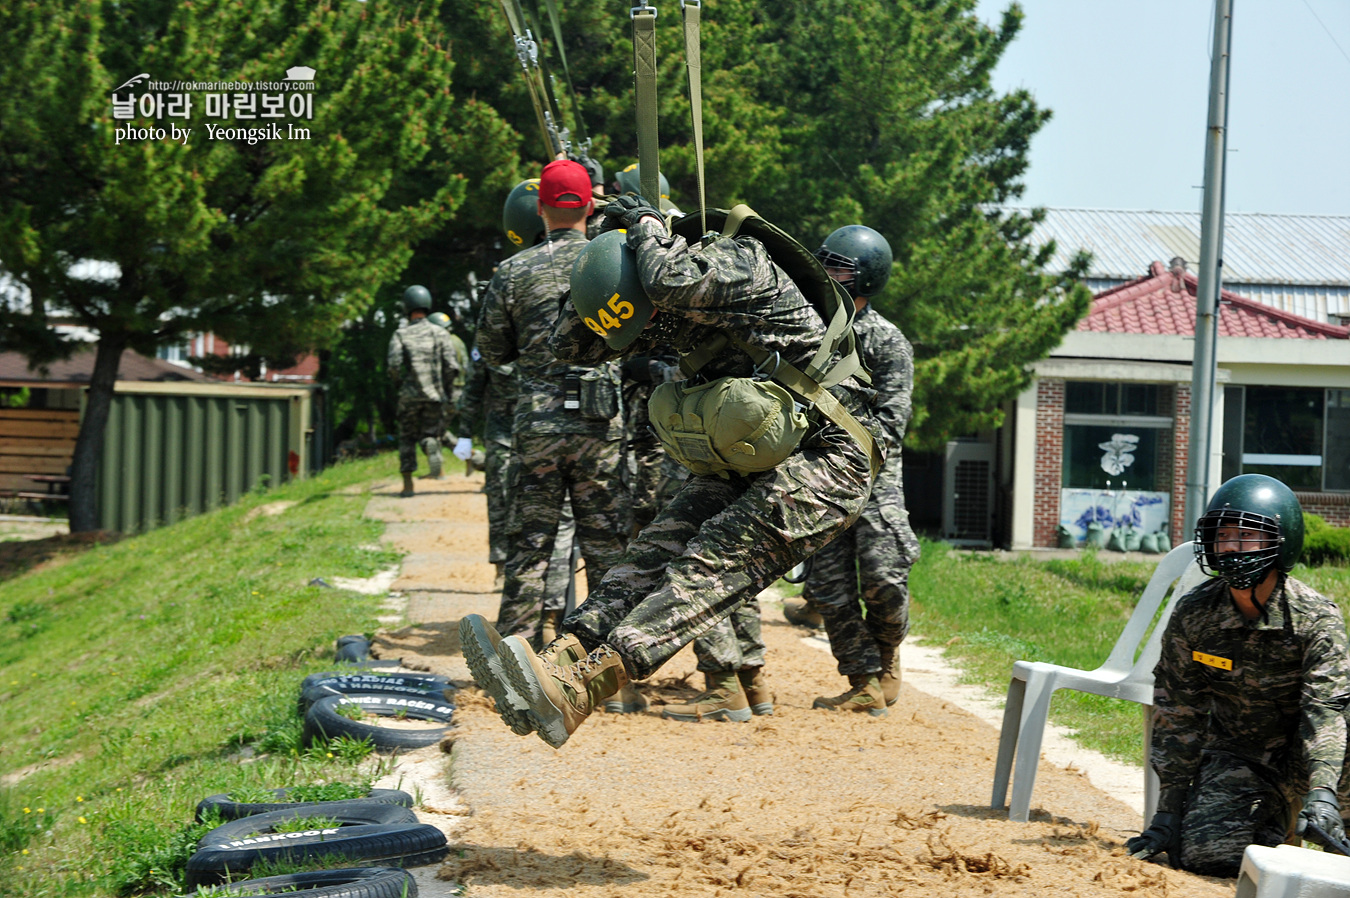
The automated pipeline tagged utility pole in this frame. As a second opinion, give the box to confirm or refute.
[1184,0,1235,534]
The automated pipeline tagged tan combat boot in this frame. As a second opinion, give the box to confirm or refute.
[783,597,825,631]
[540,609,563,647]
[604,682,649,714]
[457,614,533,736]
[538,631,585,666]
[661,671,752,723]
[812,674,888,717]
[421,438,443,479]
[497,637,628,748]
[400,473,415,497]
[737,667,775,716]
[878,645,902,707]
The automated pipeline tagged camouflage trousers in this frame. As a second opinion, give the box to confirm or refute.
[803,465,919,677]
[396,398,445,474]
[692,598,765,673]
[1176,750,1293,877]
[629,433,672,535]
[495,432,630,647]
[483,441,512,564]
[565,421,877,681]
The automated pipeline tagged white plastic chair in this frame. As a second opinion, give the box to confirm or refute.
[990,541,1206,824]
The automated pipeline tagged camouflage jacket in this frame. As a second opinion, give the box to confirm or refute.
[476,229,624,439]
[387,317,461,405]
[853,304,913,489]
[550,218,876,437]
[458,345,517,449]
[1152,575,1350,813]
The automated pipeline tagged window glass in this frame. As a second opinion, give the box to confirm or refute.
[1326,390,1350,492]
[1242,386,1323,490]
[1062,424,1160,491]
[1065,382,1106,415]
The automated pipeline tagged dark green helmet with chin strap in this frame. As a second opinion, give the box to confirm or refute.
[427,311,451,328]
[402,285,432,312]
[614,163,674,212]
[1195,473,1305,590]
[502,179,546,253]
[569,230,654,350]
[815,225,893,298]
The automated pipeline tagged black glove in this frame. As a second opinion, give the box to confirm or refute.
[620,356,652,383]
[600,194,661,232]
[1125,812,1181,863]
[1297,788,1349,853]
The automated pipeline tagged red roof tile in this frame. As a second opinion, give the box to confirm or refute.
[1079,261,1350,340]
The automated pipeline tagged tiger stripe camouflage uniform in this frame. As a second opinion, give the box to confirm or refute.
[803,303,919,678]
[548,217,882,681]
[476,229,630,647]
[459,352,517,566]
[1152,574,1350,876]
[387,317,461,474]
[621,349,682,535]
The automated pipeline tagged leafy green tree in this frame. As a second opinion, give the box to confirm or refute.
[0,0,468,531]
[434,0,1088,452]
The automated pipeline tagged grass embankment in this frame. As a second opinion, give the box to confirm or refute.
[908,541,1350,763]
[0,455,405,897]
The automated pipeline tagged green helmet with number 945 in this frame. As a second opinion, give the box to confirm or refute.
[569,230,654,350]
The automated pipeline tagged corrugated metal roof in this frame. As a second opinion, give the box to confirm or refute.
[1012,208,1350,287]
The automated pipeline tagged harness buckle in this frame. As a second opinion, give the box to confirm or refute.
[631,2,657,20]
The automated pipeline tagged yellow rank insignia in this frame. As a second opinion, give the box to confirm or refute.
[1193,651,1233,671]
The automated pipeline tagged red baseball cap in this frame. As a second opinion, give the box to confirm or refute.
[538,160,592,208]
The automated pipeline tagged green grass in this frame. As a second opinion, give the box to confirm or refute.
[909,539,1350,764]
[0,454,409,897]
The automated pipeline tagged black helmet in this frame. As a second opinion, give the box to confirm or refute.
[402,285,432,312]
[815,225,893,298]
[569,230,654,350]
[1194,473,1304,590]
[502,179,546,253]
[614,163,674,212]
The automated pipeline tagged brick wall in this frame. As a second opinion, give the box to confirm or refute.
[1299,493,1350,528]
[1032,379,1065,547]
[1171,384,1192,544]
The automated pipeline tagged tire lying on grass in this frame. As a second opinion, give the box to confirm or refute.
[303,693,455,751]
[184,867,418,898]
[199,802,418,844]
[299,672,455,712]
[184,821,448,888]
[195,788,414,823]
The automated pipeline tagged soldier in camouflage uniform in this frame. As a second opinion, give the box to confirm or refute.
[1127,474,1350,876]
[460,194,883,748]
[472,160,630,651]
[457,349,517,574]
[806,226,920,718]
[387,285,461,497]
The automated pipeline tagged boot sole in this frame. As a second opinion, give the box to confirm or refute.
[603,700,649,714]
[811,700,888,718]
[458,616,534,736]
[660,707,752,723]
[497,636,572,748]
[749,703,775,716]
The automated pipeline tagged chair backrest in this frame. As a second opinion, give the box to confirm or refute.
[1101,541,1204,674]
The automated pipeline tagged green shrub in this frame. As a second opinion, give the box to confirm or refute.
[1303,513,1350,567]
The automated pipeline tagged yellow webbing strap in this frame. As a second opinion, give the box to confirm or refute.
[631,4,661,206]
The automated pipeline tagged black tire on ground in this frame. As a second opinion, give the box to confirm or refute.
[184,824,448,888]
[199,802,418,845]
[335,636,372,662]
[299,672,455,712]
[335,635,371,647]
[194,788,414,823]
[303,693,455,751]
[184,867,417,898]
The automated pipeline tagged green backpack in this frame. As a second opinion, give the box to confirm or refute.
[647,205,880,480]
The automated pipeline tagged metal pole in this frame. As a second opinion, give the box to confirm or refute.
[1184,0,1234,534]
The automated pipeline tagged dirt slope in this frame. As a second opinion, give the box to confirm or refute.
[366,474,1232,897]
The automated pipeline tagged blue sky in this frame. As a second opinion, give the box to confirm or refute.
[974,0,1350,215]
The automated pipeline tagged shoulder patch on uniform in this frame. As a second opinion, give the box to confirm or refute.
[1192,651,1232,671]
[471,347,481,361]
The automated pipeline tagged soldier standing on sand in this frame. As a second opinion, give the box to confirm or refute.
[472,159,631,653]
[805,225,919,719]
[461,195,884,748]
[387,285,461,498]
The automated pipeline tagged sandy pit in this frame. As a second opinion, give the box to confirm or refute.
[357,473,1232,897]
